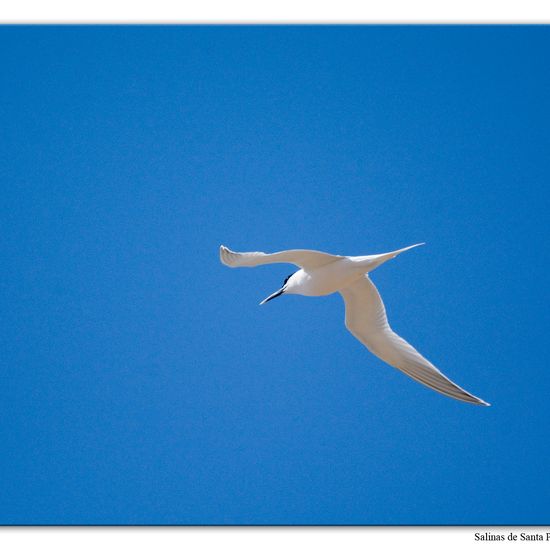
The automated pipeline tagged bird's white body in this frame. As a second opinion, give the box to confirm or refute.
[285,259,362,296]
[282,246,421,297]
[220,244,490,406]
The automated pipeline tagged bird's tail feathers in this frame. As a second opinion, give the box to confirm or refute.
[356,243,425,271]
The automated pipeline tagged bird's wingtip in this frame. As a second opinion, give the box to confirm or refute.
[219,245,230,265]
[475,397,491,406]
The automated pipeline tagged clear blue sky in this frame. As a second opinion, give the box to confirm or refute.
[1,25,549,525]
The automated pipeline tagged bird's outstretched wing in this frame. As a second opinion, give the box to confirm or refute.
[339,275,489,406]
[220,245,343,270]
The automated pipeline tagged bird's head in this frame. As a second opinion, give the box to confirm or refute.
[259,272,297,305]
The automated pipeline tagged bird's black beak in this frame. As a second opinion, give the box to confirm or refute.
[259,288,284,305]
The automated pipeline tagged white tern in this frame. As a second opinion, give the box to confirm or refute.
[220,244,489,406]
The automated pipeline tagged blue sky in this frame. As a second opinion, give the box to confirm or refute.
[0,25,549,525]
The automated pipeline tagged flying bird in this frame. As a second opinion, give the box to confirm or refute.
[219,244,489,406]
